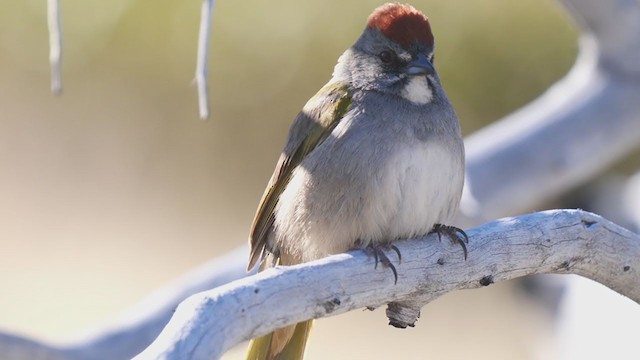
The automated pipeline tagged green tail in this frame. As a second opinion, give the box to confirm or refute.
[245,320,313,360]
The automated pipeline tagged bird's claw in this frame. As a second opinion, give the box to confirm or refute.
[364,243,401,284]
[432,224,469,260]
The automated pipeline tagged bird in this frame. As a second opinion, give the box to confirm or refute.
[245,3,466,359]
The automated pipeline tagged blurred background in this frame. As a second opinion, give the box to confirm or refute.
[0,0,594,358]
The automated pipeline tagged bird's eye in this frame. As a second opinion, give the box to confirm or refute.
[378,50,395,64]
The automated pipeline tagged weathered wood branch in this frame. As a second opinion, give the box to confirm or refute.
[47,0,63,94]
[0,249,249,360]
[461,0,640,224]
[135,210,640,359]
[196,0,215,120]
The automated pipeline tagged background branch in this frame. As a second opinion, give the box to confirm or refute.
[135,209,640,359]
[196,0,215,120]
[461,0,640,225]
[47,0,62,94]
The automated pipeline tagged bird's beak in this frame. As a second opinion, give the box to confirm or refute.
[406,53,435,76]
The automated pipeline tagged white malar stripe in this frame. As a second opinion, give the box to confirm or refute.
[401,76,433,105]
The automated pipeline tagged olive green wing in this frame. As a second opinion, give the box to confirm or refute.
[247,82,352,270]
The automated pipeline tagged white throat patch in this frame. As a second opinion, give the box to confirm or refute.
[401,76,433,105]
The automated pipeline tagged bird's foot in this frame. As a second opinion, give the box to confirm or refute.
[432,224,469,260]
[363,243,402,284]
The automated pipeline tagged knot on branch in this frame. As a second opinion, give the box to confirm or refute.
[386,301,421,328]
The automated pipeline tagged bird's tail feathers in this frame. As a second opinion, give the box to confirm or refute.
[245,320,313,360]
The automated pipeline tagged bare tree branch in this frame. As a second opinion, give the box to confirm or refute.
[461,0,640,225]
[196,0,215,120]
[0,248,249,360]
[0,332,65,360]
[5,0,637,358]
[47,0,63,95]
[134,210,640,360]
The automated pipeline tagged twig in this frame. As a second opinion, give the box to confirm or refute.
[196,0,215,120]
[47,0,63,94]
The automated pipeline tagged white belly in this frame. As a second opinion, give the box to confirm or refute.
[274,141,463,261]
[370,141,462,240]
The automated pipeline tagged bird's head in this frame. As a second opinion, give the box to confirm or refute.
[334,3,439,105]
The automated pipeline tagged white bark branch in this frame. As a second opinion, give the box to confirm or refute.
[0,249,249,360]
[47,0,63,95]
[195,0,215,120]
[63,248,249,360]
[135,209,640,359]
[461,0,640,224]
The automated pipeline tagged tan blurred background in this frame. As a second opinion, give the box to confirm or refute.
[0,0,577,359]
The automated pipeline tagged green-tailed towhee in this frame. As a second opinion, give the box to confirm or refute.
[246,3,466,360]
